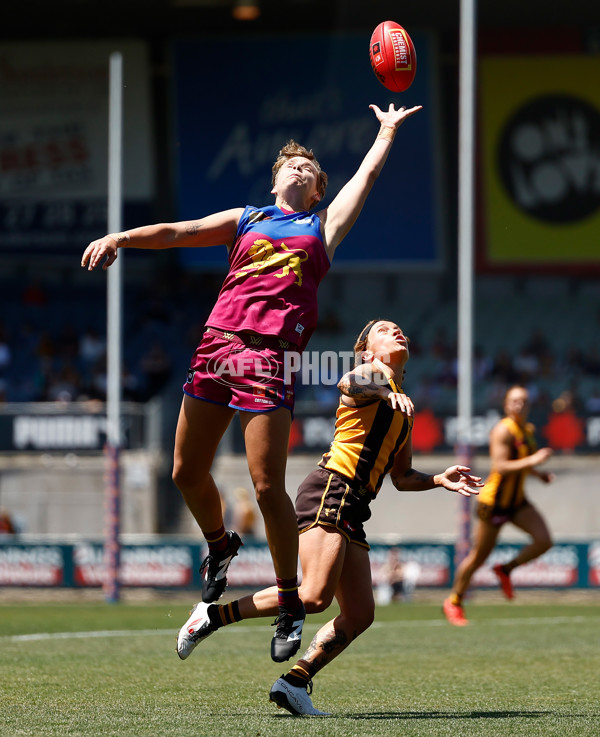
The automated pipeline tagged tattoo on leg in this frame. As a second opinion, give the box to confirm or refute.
[321,629,348,655]
[301,628,351,675]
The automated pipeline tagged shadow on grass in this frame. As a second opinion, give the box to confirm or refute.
[348,710,552,720]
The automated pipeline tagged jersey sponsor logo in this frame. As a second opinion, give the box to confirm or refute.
[253,385,278,400]
[248,210,272,224]
[186,369,195,384]
[235,239,308,286]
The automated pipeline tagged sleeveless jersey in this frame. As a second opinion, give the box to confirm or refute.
[206,205,330,351]
[479,416,537,511]
[319,375,413,496]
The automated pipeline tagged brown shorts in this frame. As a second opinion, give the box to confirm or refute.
[477,499,531,527]
[295,467,375,549]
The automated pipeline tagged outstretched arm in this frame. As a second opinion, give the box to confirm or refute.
[81,208,244,271]
[390,437,482,496]
[318,103,422,260]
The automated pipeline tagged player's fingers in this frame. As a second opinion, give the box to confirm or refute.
[87,247,101,270]
[460,471,482,483]
[102,251,117,270]
[81,244,94,268]
[89,247,104,270]
[457,484,479,496]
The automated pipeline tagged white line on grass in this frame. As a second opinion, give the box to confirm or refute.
[3,615,600,643]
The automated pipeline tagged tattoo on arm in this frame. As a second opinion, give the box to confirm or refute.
[108,232,130,245]
[184,222,201,236]
[405,469,431,483]
[394,466,434,490]
[338,368,387,400]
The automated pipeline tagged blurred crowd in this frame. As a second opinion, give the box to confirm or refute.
[2,275,600,419]
[0,274,219,404]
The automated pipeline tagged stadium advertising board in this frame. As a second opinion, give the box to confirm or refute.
[588,541,600,586]
[471,544,580,589]
[72,543,194,587]
[0,405,148,451]
[1,405,597,453]
[479,55,600,273]
[283,409,600,455]
[0,41,155,256]
[172,32,442,270]
[0,540,597,589]
[370,544,452,587]
[0,544,64,585]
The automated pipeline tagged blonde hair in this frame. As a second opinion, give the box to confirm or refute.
[271,140,328,208]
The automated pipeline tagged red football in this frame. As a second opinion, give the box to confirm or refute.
[369,20,417,93]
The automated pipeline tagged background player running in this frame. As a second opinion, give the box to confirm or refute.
[82,103,421,656]
[443,384,554,626]
[177,319,482,715]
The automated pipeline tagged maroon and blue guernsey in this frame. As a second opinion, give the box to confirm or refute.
[206,205,331,351]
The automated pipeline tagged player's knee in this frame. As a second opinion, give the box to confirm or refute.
[172,461,208,496]
[172,463,194,493]
[171,463,186,490]
[254,479,285,508]
[302,592,334,614]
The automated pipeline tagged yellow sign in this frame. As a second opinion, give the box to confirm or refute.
[480,56,600,269]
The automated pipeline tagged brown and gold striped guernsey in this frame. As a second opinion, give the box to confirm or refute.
[478,416,537,511]
[319,375,413,496]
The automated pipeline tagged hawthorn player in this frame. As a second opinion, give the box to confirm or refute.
[443,385,555,626]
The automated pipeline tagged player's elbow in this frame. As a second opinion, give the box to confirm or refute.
[390,473,405,491]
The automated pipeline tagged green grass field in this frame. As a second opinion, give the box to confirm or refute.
[1,594,599,737]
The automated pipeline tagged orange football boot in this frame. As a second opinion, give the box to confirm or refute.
[442,597,469,626]
[493,564,514,600]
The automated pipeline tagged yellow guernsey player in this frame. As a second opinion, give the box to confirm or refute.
[177,319,482,715]
[443,385,555,627]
